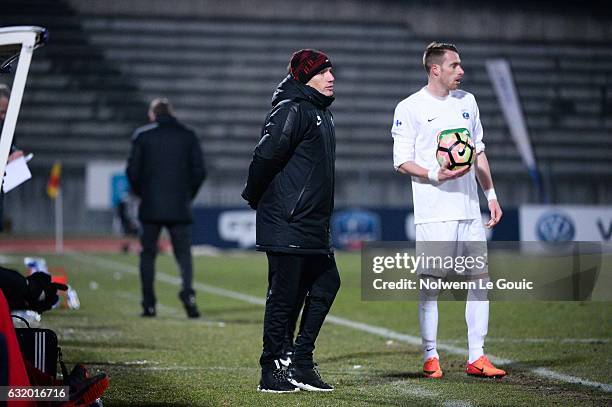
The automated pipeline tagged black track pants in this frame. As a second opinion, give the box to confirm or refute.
[260,252,341,368]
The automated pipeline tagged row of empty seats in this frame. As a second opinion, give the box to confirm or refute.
[1,1,611,208]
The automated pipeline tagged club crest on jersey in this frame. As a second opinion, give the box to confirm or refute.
[316,115,322,126]
[462,111,470,119]
[395,119,402,127]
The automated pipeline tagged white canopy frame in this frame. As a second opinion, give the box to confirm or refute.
[0,26,47,182]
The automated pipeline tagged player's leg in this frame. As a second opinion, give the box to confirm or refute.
[167,223,199,318]
[461,218,505,377]
[416,221,458,378]
[419,274,442,378]
[465,278,489,363]
[139,222,162,316]
[289,253,340,391]
[459,220,489,363]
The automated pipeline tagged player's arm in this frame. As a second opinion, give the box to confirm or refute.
[397,161,469,182]
[392,104,468,183]
[475,151,502,228]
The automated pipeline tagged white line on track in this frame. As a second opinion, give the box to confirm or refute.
[68,252,612,393]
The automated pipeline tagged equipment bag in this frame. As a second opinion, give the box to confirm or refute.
[12,315,64,378]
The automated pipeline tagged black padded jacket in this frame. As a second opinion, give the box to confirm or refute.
[242,76,336,254]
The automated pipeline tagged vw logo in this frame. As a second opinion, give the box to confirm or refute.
[536,212,575,241]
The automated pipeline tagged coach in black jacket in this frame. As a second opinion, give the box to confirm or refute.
[126,98,206,319]
[242,49,341,393]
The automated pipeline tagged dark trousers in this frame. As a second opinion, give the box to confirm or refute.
[139,222,194,308]
[260,252,341,369]
[282,286,307,355]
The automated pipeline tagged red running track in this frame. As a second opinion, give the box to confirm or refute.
[0,237,171,253]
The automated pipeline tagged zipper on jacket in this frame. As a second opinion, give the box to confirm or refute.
[288,166,315,221]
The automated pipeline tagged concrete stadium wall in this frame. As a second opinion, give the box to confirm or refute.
[66,0,612,42]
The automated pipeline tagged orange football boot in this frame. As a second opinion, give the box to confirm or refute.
[423,357,443,378]
[465,355,506,378]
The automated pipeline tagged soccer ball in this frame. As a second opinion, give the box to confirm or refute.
[436,128,475,170]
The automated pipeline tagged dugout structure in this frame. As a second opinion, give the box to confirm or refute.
[0,26,47,182]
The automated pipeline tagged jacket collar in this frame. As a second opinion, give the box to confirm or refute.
[155,113,177,125]
[271,75,334,109]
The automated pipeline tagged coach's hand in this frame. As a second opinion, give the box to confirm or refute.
[438,166,469,182]
[8,149,24,162]
[26,272,68,313]
[486,199,502,229]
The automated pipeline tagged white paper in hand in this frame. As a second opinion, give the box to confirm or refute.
[3,156,32,192]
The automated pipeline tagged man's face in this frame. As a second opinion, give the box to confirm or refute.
[306,67,335,97]
[436,51,464,91]
[0,96,8,122]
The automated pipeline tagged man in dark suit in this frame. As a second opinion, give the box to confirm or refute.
[126,98,206,318]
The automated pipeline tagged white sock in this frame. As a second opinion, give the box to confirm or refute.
[419,299,439,361]
[466,296,489,363]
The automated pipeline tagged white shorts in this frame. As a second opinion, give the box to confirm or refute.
[415,218,486,242]
[415,218,487,278]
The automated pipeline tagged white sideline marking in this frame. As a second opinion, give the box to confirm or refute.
[390,381,473,406]
[442,338,609,344]
[443,402,474,407]
[390,381,438,398]
[68,252,612,393]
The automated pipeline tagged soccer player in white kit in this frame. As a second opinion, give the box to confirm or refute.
[391,42,506,378]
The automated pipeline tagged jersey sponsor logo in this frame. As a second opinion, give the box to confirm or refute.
[462,111,470,119]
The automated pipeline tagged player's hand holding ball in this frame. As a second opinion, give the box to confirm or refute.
[438,162,470,181]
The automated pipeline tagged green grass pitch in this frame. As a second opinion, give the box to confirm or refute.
[3,251,610,406]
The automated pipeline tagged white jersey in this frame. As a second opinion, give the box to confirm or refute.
[392,87,485,224]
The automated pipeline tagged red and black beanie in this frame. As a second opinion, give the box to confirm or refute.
[289,49,332,84]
